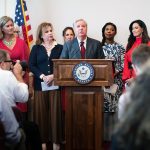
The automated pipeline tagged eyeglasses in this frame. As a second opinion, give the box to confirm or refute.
[0,60,14,63]
[4,60,13,63]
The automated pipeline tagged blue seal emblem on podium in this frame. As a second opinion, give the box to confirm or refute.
[72,62,95,84]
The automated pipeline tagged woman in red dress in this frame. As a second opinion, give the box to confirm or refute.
[0,16,29,117]
[122,20,150,87]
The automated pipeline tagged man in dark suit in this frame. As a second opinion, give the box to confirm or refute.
[60,19,104,59]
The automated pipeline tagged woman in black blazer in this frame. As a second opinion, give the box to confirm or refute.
[29,22,63,150]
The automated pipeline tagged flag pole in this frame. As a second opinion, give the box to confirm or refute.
[20,0,30,49]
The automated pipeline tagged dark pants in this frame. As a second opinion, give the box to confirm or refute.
[21,121,42,150]
[12,107,42,150]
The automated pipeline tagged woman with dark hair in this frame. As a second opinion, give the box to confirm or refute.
[112,68,150,150]
[62,26,75,42]
[122,20,150,86]
[29,22,63,150]
[102,22,125,141]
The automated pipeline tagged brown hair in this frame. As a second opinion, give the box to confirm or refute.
[62,26,75,37]
[126,20,150,52]
[36,22,54,45]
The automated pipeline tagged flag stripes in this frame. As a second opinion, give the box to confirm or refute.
[15,0,33,49]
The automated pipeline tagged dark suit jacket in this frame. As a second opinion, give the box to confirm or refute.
[60,37,104,59]
[29,44,62,90]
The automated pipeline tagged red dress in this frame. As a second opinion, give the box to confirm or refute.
[122,37,150,81]
[0,37,29,112]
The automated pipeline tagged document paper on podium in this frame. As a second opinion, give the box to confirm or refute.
[41,82,59,91]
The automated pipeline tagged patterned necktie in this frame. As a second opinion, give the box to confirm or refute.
[80,41,86,59]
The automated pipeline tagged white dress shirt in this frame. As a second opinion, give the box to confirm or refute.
[0,92,21,144]
[118,91,131,120]
[0,69,28,107]
[77,37,87,50]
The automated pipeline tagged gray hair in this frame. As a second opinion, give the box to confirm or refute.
[132,44,150,68]
[73,19,87,28]
[0,49,8,62]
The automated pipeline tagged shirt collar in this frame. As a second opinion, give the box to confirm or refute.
[77,37,87,48]
[53,40,57,46]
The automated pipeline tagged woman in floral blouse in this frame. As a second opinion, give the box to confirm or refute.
[101,22,125,141]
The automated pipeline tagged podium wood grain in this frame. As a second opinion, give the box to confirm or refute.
[53,59,113,150]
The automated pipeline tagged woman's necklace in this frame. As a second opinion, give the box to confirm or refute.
[44,44,53,50]
[42,42,54,51]
[42,42,54,57]
[3,39,14,47]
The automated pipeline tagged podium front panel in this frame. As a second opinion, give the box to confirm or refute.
[52,59,113,150]
[65,87,103,150]
[53,59,113,86]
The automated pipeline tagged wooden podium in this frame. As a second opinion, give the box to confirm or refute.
[53,59,113,150]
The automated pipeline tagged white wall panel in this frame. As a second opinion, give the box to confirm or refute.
[1,0,150,46]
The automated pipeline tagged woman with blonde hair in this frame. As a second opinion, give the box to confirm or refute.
[0,16,29,119]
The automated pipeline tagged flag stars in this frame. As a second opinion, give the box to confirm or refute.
[15,0,28,26]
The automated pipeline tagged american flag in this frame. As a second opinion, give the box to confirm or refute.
[15,0,33,49]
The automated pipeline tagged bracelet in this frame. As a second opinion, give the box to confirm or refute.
[40,74,45,80]
[42,75,45,80]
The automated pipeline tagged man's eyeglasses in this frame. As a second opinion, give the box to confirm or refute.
[0,60,14,64]
[4,60,13,63]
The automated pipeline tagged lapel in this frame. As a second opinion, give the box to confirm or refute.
[86,37,93,58]
[70,38,81,58]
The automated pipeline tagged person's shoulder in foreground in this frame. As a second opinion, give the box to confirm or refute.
[0,92,21,144]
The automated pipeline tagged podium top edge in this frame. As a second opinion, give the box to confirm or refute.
[52,59,114,61]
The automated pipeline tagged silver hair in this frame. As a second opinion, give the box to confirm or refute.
[73,19,87,28]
